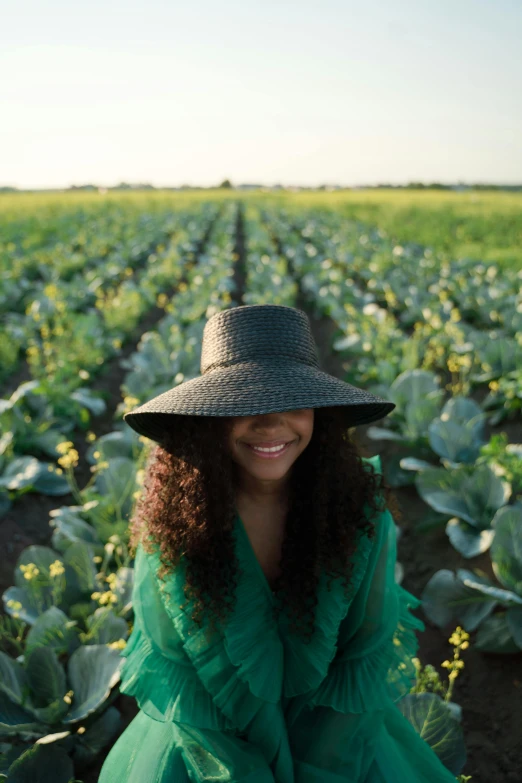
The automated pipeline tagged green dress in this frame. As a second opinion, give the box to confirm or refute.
[99,455,457,782]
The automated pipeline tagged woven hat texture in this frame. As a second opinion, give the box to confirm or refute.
[123,304,395,443]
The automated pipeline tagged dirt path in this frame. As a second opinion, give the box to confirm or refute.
[231,201,247,304]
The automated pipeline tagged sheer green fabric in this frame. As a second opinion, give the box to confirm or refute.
[99,455,457,782]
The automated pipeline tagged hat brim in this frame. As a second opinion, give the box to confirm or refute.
[123,360,395,444]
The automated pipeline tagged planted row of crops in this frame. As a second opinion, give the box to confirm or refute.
[0,200,242,779]
[0,193,520,781]
[255,204,522,657]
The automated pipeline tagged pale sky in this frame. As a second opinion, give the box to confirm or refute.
[2,0,521,189]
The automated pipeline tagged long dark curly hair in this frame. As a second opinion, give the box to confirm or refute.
[129,406,401,643]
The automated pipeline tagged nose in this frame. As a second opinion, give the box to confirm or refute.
[252,412,284,425]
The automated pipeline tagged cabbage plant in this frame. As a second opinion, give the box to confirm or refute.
[0,540,133,779]
[0,380,107,512]
[400,461,511,558]
[366,369,444,444]
[421,504,522,653]
[0,641,124,781]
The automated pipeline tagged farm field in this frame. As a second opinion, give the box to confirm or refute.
[0,189,521,782]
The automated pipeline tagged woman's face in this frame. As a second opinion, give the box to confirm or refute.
[225,408,314,488]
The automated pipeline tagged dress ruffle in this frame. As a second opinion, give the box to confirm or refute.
[280,529,374,698]
[281,454,382,698]
[144,540,285,734]
[286,583,425,726]
[119,622,234,730]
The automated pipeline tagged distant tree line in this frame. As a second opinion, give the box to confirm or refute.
[1,181,522,193]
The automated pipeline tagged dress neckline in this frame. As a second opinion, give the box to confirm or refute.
[234,510,278,603]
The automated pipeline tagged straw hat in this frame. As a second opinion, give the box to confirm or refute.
[123,304,395,443]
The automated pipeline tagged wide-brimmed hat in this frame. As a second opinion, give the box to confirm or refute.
[123,304,395,444]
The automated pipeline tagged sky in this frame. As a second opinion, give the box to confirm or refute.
[1,0,522,189]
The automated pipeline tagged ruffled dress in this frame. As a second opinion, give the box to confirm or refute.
[99,455,457,782]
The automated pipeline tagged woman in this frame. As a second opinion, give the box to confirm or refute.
[99,304,457,782]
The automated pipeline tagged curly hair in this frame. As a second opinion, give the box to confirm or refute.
[128,407,401,644]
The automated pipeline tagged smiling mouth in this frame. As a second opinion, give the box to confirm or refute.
[243,441,294,458]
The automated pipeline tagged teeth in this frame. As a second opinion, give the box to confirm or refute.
[251,443,287,453]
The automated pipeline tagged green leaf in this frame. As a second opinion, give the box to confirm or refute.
[85,430,135,462]
[85,608,128,645]
[0,490,12,518]
[70,388,106,416]
[490,504,522,594]
[427,396,486,464]
[506,606,522,649]
[93,457,137,520]
[399,457,436,471]
[63,645,122,723]
[25,647,67,711]
[446,518,495,558]
[416,463,510,528]
[0,691,48,737]
[366,426,404,441]
[0,458,43,491]
[421,569,497,630]
[111,568,134,615]
[0,743,34,776]
[397,693,466,774]
[0,653,27,704]
[475,612,521,653]
[31,469,70,497]
[457,569,522,606]
[49,510,102,554]
[62,542,97,593]
[71,706,122,764]
[6,742,74,783]
[14,547,62,593]
[2,586,40,625]
[25,607,78,657]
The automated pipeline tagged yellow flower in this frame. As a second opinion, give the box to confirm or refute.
[49,560,65,579]
[58,449,79,470]
[20,563,40,581]
[56,441,74,456]
[63,689,74,704]
[43,284,59,300]
[108,638,127,650]
[92,590,117,606]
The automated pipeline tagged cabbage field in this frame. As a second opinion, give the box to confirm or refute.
[0,189,521,782]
